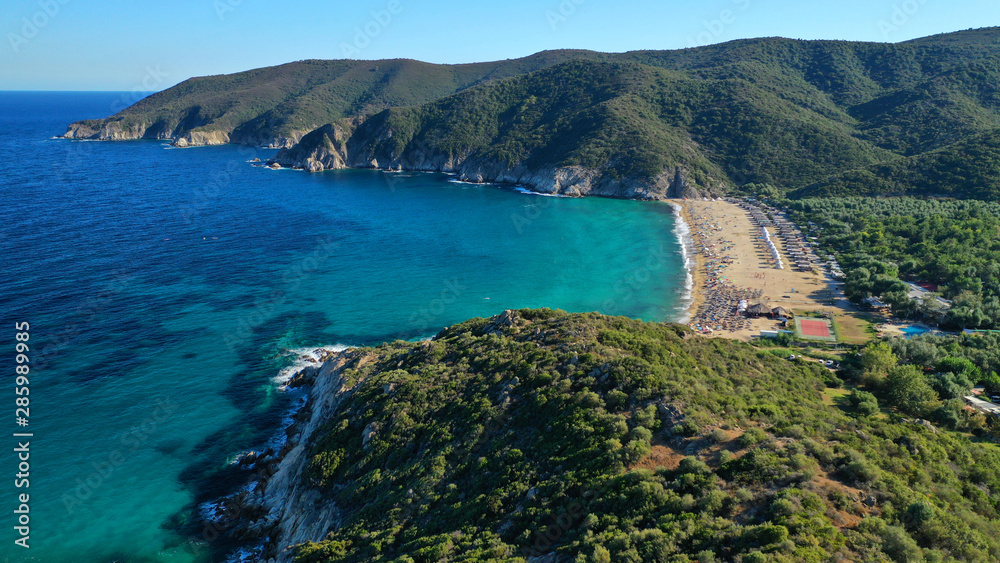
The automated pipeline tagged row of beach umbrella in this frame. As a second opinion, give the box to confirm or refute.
[761,227,783,269]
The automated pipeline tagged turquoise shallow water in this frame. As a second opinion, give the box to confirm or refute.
[0,92,688,562]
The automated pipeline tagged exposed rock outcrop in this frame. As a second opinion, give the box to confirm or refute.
[270,122,723,200]
[220,350,363,562]
[61,120,306,148]
[62,110,721,199]
[62,119,154,141]
[271,123,354,172]
[479,309,525,336]
[172,130,230,147]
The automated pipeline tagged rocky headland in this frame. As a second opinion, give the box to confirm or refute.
[61,119,307,149]
[267,122,713,200]
[208,348,366,562]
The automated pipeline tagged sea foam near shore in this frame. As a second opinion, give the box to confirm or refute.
[207,345,355,562]
[272,345,351,387]
[669,202,696,323]
[263,345,355,455]
[513,186,570,197]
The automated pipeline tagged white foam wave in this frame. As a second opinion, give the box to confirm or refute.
[219,345,355,468]
[669,202,696,323]
[271,345,351,386]
[513,187,570,198]
[447,177,488,185]
[263,345,354,453]
[226,546,266,563]
[206,343,354,560]
[163,143,214,149]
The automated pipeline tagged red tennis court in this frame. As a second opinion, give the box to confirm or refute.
[799,319,832,338]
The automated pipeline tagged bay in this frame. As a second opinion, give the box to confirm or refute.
[0,91,688,562]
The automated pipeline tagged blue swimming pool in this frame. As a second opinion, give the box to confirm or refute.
[901,325,931,338]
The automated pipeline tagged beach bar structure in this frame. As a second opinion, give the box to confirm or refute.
[771,306,793,319]
[760,329,795,338]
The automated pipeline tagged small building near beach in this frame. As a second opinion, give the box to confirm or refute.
[863,296,891,313]
[771,306,792,319]
[745,303,770,318]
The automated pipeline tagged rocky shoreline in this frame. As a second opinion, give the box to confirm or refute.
[204,347,372,563]
[61,118,719,200]
[60,121,307,149]
[264,123,713,200]
[271,158,708,201]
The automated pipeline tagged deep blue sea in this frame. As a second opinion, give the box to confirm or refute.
[0,92,689,562]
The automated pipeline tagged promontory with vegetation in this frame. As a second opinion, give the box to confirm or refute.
[219,309,1000,562]
[67,27,1000,199]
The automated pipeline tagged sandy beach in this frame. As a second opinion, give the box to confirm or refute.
[672,199,864,342]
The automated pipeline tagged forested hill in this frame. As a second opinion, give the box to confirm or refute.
[233,309,1000,562]
[62,51,609,148]
[66,28,1000,199]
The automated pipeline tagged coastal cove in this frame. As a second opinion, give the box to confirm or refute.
[0,92,692,562]
[14,15,1000,561]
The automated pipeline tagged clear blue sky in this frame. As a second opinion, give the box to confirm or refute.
[2,0,998,90]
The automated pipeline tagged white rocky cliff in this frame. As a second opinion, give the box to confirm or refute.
[213,350,373,562]
[270,121,716,200]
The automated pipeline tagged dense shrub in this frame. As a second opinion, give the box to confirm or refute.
[291,310,1000,562]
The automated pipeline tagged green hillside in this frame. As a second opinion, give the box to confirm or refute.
[339,59,888,193]
[67,27,1000,196]
[795,129,1000,200]
[63,51,608,146]
[277,28,1000,196]
[263,309,1000,562]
